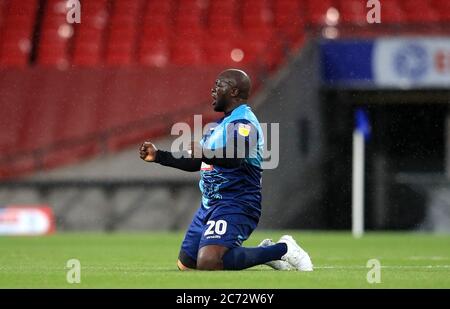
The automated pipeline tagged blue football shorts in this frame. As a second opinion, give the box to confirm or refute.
[180,205,259,262]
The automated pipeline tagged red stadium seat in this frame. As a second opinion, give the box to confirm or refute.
[38,43,70,67]
[241,31,285,70]
[237,41,267,64]
[203,40,237,66]
[72,43,103,66]
[273,0,304,28]
[109,16,138,34]
[208,0,237,13]
[244,27,275,44]
[0,0,7,32]
[174,25,205,42]
[207,21,241,39]
[338,0,368,25]
[2,16,35,32]
[0,0,38,67]
[241,0,272,13]
[175,14,204,31]
[145,0,173,17]
[113,0,144,12]
[72,29,105,65]
[241,0,274,30]
[37,0,72,67]
[141,25,171,43]
[143,14,172,28]
[0,0,7,14]
[0,39,31,67]
[82,0,108,10]
[104,0,144,66]
[273,0,306,49]
[305,0,337,26]
[71,0,108,66]
[173,0,205,39]
[8,0,38,15]
[176,0,204,16]
[74,27,104,42]
[432,0,450,22]
[207,0,239,31]
[401,0,439,23]
[106,47,134,66]
[108,27,136,44]
[242,14,273,32]
[138,40,170,67]
[170,39,204,65]
[381,0,406,24]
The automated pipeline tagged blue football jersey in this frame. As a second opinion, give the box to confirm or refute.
[199,104,264,220]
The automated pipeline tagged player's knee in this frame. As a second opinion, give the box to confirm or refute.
[177,259,193,271]
[197,245,229,270]
[177,250,197,271]
[196,255,223,270]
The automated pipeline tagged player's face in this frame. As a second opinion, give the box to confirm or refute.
[211,77,234,112]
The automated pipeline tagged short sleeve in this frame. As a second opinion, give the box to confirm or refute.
[224,119,258,158]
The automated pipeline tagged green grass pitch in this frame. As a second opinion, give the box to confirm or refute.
[0,232,449,288]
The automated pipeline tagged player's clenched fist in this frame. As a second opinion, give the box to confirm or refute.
[139,141,157,162]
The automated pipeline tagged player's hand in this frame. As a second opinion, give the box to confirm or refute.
[139,141,157,162]
[188,141,203,159]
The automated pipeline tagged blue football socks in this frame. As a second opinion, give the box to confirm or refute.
[222,243,288,270]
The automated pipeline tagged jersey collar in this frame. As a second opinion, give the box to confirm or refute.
[225,103,249,117]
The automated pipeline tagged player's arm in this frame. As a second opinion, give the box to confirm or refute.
[189,141,243,168]
[139,141,201,172]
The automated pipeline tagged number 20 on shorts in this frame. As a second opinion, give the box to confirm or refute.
[204,220,227,236]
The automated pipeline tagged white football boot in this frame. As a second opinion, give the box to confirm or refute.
[258,239,295,270]
[278,235,313,271]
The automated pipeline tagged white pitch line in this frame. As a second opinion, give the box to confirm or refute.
[408,256,448,261]
[315,265,450,270]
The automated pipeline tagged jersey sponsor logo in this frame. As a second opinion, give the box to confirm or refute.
[237,123,251,137]
[200,162,213,171]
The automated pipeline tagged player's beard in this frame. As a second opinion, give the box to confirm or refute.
[213,97,227,112]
